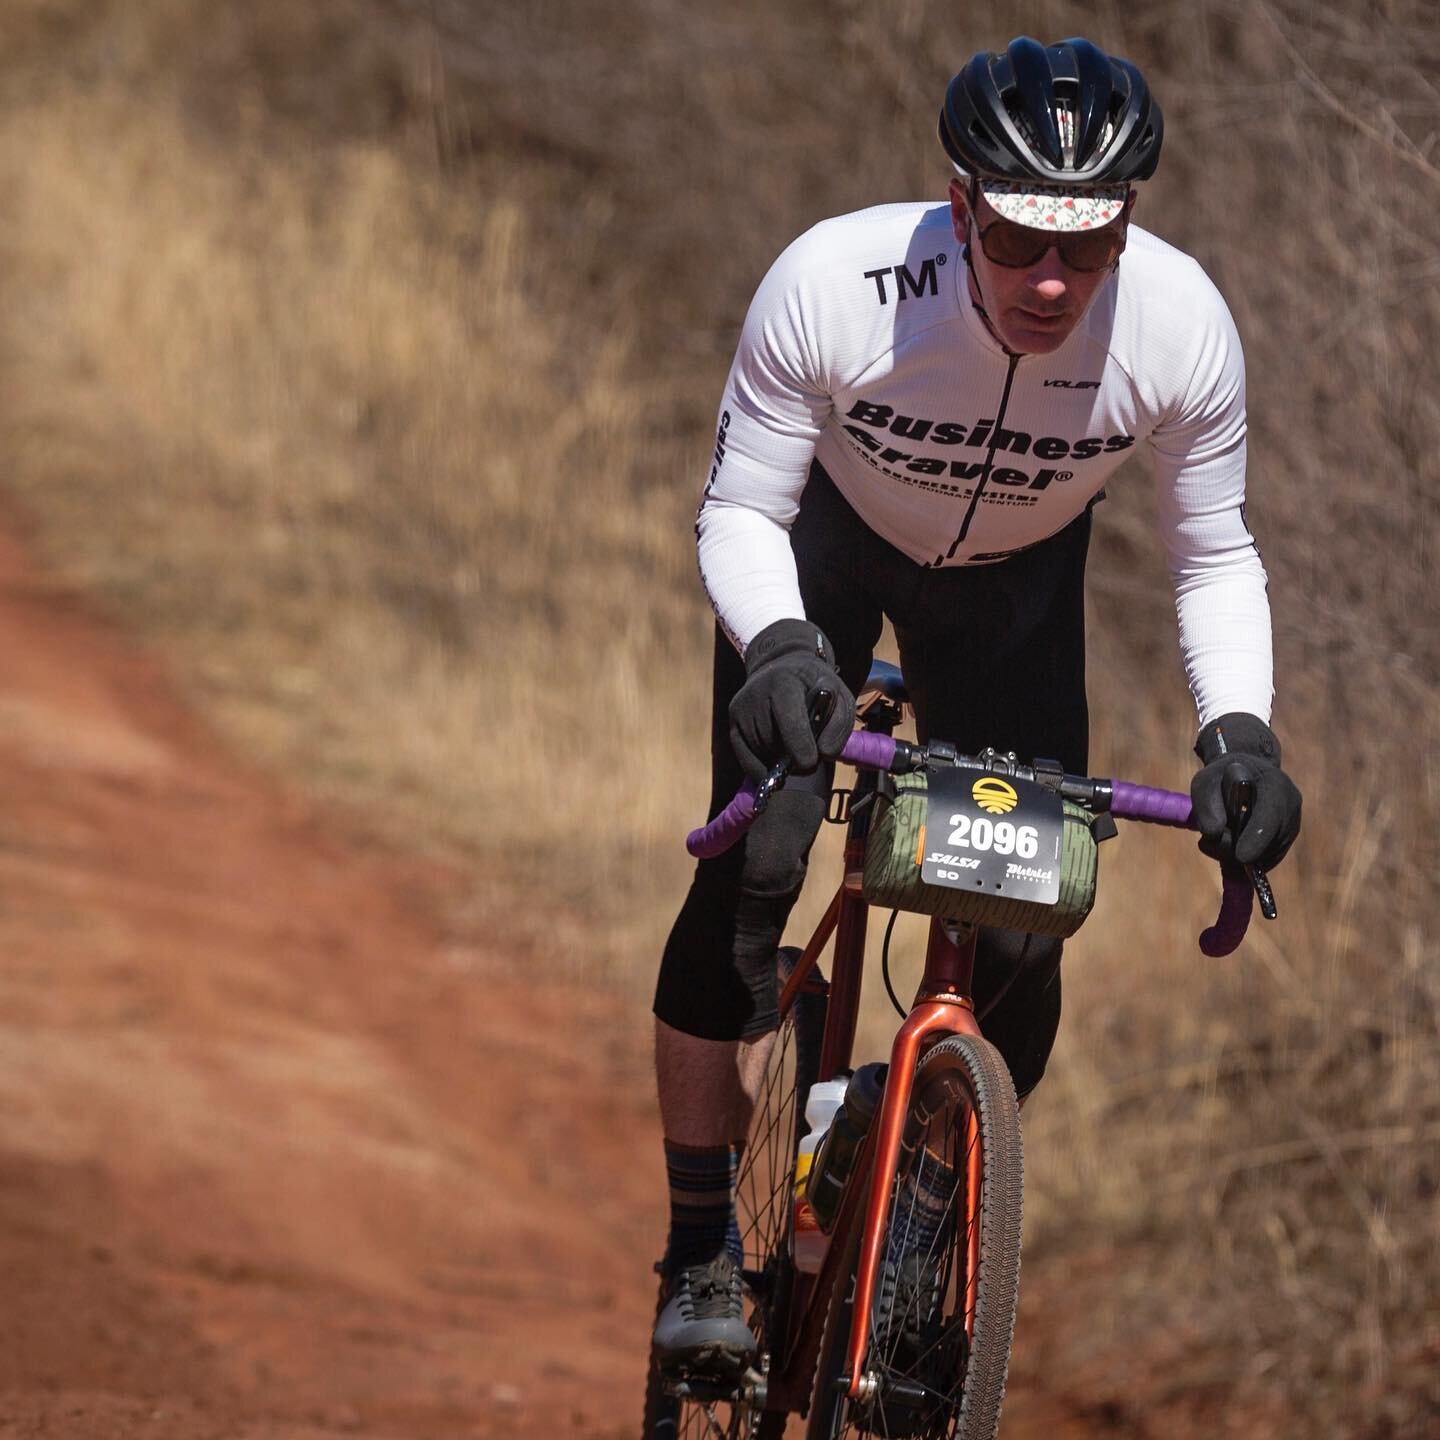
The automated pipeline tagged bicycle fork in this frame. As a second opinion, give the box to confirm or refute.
[844,918,983,1401]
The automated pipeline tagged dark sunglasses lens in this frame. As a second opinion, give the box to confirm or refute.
[979,217,1125,272]
[980,220,1048,268]
[1057,228,1123,272]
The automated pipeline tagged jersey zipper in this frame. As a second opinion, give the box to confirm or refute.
[933,348,1021,565]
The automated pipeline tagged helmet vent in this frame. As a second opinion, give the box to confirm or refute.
[1057,104,1076,165]
[1005,101,1044,155]
[1007,97,1115,171]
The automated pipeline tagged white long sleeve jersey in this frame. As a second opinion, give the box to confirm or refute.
[696,202,1273,726]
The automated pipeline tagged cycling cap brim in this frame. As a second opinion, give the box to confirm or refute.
[979,178,1130,232]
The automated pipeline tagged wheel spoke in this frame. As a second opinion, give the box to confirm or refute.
[811,1036,1020,1440]
[739,1017,795,1271]
[664,995,806,1440]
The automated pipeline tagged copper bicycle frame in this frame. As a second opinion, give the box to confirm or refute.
[764,812,987,1416]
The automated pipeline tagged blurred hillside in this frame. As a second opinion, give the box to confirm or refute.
[0,0,1435,1434]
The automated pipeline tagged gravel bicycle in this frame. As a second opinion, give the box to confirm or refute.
[643,659,1273,1439]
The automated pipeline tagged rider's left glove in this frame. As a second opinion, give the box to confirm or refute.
[728,619,856,783]
[1191,712,1302,870]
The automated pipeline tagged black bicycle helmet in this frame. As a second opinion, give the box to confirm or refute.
[939,36,1163,185]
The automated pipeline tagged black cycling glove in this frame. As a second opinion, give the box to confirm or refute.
[729,619,856,783]
[1191,712,1302,870]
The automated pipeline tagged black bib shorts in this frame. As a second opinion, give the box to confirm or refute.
[653,464,1094,1098]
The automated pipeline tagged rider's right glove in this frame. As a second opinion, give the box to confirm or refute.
[728,619,856,783]
[1191,712,1302,870]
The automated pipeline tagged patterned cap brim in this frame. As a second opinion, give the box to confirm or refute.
[979,180,1131,232]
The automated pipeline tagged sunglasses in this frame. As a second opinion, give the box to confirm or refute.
[973,213,1127,273]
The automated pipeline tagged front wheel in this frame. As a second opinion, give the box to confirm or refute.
[806,1032,1023,1440]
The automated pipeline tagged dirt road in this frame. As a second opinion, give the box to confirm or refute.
[0,521,1143,1439]
[0,521,665,1438]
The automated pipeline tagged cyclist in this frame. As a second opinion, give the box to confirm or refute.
[650,36,1302,1374]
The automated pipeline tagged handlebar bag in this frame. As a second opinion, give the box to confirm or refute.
[862,770,1100,937]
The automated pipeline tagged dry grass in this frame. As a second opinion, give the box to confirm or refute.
[0,1,712,950]
[0,0,1435,1433]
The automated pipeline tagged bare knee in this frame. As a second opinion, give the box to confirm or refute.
[655,1018,779,1146]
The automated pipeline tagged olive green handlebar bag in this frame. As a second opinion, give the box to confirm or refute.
[861,771,1100,937]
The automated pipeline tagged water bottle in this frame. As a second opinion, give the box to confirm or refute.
[791,1078,848,1273]
[807,1063,887,1233]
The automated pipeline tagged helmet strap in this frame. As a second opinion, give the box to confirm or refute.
[963,181,1022,359]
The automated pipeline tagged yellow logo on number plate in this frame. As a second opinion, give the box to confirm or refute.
[972,777,1019,815]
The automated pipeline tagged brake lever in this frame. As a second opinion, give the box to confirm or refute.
[1222,766,1279,922]
[753,759,790,818]
[1249,864,1277,921]
[753,687,838,820]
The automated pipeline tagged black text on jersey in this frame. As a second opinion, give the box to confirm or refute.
[862,253,947,305]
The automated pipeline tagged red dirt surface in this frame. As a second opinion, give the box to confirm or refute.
[0,521,1130,1439]
[0,522,662,1438]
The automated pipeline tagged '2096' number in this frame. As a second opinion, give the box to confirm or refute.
[947,814,1039,859]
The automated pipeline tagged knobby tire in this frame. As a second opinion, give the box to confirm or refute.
[805,1032,1023,1440]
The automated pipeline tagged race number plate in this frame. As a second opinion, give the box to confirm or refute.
[920,767,1065,904]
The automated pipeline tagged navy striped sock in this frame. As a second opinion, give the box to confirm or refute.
[663,1139,743,1273]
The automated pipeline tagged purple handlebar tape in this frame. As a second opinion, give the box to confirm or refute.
[684,752,1252,955]
[841,731,898,770]
[686,780,759,860]
[1198,868,1254,957]
[686,733,898,859]
[1109,780,1193,827]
